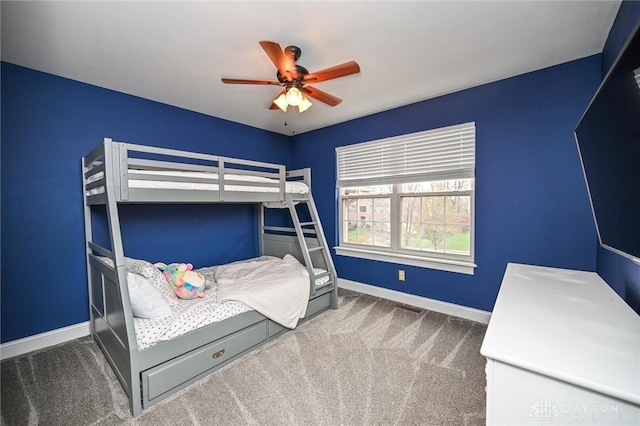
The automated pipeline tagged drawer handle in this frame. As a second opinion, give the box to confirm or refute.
[212,349,225,359]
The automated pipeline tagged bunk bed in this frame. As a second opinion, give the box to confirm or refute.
[82,138,338,417]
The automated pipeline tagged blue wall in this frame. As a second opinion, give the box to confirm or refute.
[595,2,640,313]
[0,63,291,343]
[290,56,601,312]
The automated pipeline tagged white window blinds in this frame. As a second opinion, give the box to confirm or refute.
[336,122,475,186]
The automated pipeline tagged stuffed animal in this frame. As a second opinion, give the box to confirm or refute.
[154,262,206,299]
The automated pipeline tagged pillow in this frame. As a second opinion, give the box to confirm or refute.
[127,273,173,319]
[123,257,156,278]
[98,256,155,276]
[127,257,179,300]
[98,256,177,301]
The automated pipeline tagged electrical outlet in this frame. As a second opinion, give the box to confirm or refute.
[398,270,405,281]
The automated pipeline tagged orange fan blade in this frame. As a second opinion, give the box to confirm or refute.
[221,78,281,85]
[303,61,360,84]
[259,41,295,82]
[302,86,342,107]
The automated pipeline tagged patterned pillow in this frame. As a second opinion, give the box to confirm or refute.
[98,256,177,301]
[143,265,178,301]
[123,257,156,278]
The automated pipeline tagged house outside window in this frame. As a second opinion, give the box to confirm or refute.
[335,122,476,275]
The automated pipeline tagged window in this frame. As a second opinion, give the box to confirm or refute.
[336,122,476,274]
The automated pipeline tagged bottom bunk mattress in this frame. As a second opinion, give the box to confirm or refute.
[127,255,330,350]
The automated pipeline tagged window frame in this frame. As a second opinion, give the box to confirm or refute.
[397,186,475,261]
[341,192,395,253]
[335,122,477,275]
[337,182,476,275]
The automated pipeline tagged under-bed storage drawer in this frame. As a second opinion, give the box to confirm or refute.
[307,293,331,317]
[142,321,267,404]
[268,320,287,337]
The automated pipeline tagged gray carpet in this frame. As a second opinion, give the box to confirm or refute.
[1,290,487,425]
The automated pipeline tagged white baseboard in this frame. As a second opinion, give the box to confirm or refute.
[338,278,491,324]
[0,321,91,360]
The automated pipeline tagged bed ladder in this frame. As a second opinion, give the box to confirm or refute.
[286,193,338,303]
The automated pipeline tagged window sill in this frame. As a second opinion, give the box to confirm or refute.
[334,246,476,275]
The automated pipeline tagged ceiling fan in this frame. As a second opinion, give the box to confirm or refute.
[221,41,360,113]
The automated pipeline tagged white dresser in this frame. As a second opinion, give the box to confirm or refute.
[481,263,640,425]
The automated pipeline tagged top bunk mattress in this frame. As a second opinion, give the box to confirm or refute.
[87,169,309,195]
[83,140,311,204]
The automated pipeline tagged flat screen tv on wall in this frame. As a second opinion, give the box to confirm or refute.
[575,21,640,263]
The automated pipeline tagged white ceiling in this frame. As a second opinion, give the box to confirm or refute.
[1,1,621,136]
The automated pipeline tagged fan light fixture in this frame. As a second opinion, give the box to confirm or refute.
[273,93,288,112]
[298,96,313,113]
[274,85,313,113]
[285,86,303,106]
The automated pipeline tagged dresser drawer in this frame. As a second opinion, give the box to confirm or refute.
[142,321,267,403]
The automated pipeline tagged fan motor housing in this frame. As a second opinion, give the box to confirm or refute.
[277,65,309,84]
[284,45,302,61]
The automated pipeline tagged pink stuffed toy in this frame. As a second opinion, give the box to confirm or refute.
[154,262,206,299]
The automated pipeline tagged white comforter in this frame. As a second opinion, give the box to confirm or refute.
[215,255,310,329]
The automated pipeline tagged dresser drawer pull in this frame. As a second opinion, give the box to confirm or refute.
[212,349,225,359]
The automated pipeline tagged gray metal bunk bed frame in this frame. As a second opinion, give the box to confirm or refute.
[82,138,338,416]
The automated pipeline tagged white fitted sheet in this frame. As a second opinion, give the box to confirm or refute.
[134,266,248,350]
[134,258,330,350]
